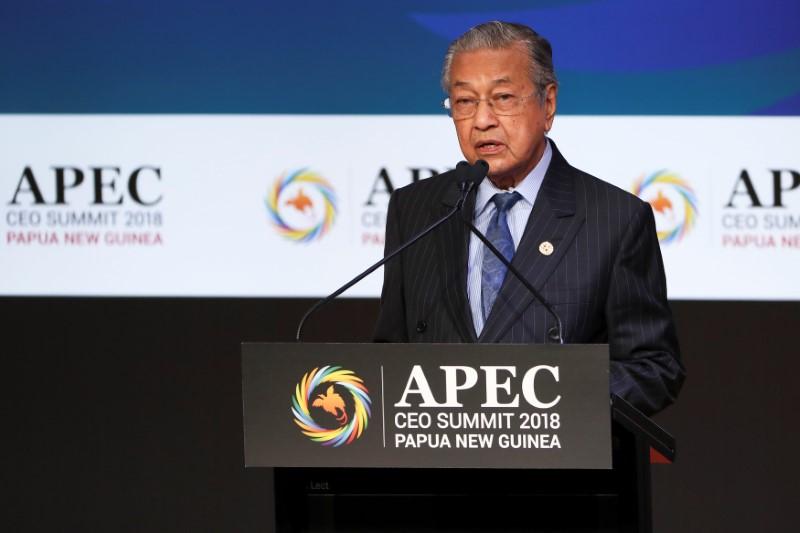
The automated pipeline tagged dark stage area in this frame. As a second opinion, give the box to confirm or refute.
[3,298,798,532]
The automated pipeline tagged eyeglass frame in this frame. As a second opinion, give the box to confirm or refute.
[442,91,541,119]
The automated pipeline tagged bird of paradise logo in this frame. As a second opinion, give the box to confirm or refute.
[266,168,337,243]
[632,170,698,244]
[291,366,371,447]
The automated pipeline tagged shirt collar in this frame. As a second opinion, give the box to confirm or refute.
[474,138,552,216]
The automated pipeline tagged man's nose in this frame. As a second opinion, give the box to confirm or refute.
[473,99,499,130]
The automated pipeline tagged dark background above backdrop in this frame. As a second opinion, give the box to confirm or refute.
[3,297,798,532]
[2,0,799,115]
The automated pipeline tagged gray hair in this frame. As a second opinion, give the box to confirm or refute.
[441,21,558,104]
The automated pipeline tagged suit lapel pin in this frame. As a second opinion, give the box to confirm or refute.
[539,241,554,256]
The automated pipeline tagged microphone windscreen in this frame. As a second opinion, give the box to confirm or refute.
[466,159,489,186]
[455,160,469,177]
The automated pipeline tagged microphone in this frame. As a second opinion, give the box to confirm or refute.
[461,168,565,344]
[295,161,475,342]
[462,159,489,189]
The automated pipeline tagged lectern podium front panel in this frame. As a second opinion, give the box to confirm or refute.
[242,343,669,533]
[243,342,611,471]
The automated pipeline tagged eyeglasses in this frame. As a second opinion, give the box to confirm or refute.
[442,92,538,120]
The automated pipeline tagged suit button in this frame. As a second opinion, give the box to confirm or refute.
[416,320,427,333]
[547,326,561,342]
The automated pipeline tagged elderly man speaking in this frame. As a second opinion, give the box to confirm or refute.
[374,21,684,415]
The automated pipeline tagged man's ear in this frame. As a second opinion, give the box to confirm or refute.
[544,83,558,132]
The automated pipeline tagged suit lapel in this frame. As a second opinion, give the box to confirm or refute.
[436,182,478,342]
[479,144,585,342]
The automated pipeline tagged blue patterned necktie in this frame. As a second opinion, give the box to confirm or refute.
[481,191,523,322]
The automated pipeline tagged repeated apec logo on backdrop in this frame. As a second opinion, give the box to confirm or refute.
[4,165,164,247]
[291,366,371,447]
[266,168,337,243]
[632,170,698,244]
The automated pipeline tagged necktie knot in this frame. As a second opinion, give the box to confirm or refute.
[491,191,522,214]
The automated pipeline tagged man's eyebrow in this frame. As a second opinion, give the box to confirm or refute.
[452,77,514,88]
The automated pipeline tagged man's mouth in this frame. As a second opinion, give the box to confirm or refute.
[475,140,505,155]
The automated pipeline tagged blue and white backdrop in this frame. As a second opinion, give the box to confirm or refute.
[2,1,799,299]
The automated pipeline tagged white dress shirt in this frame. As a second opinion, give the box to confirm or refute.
[467,139,552,335]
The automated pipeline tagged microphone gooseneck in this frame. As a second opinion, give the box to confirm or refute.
[464,218,564,343]
[295,161,474,342]
[295,158,564,345]
[461,171,565,343]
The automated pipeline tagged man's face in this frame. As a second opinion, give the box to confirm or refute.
[448,45,556,188]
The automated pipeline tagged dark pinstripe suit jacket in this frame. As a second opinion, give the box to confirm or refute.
[373,143,685,415]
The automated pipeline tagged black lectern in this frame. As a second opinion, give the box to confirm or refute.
[242,343,674,533]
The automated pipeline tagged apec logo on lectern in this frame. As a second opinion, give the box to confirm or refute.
[291,366,371,447]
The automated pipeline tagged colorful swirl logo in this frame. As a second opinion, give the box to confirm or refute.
[632,170,698,244]
[266,168,337,243]
[291,366,371,447]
